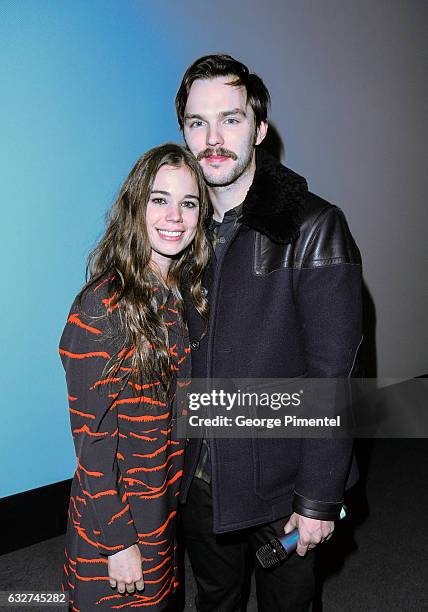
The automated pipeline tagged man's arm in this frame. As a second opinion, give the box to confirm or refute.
[289,204,362,554]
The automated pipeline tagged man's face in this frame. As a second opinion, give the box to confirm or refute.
[183,76,267,187]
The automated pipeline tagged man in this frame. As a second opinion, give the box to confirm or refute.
[175,54,362,611]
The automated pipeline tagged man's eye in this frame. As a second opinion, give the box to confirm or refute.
[224,118,239,125]
[182,200,198,208]
[189,120,204,128]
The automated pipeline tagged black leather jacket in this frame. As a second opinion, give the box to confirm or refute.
[182,149,362,533]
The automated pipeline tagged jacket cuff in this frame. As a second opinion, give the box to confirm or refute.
[292,491,342,521]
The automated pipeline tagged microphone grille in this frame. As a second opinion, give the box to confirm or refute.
[255,538,288,569]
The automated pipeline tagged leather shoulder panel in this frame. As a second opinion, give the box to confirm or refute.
[254,194,361,274]
[296,194,361,268]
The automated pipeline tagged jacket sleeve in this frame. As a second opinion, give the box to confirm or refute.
[59,287,139,555]
[292,205,363,520]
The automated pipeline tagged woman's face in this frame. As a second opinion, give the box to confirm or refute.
[146,164,200,276]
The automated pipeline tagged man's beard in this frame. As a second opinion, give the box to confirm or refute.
[203,149,254,187]
[191,137,256,187]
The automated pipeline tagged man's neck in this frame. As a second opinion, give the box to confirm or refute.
[209,157,256,222]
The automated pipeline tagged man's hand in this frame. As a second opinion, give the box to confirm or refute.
[284,513,334,557]
[108,544,144,594]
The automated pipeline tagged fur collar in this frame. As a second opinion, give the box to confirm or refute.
[239,148,308,244]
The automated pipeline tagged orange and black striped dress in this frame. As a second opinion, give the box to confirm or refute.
[59,275,189,610]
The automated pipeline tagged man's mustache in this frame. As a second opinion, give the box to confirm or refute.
[197,148,238,162]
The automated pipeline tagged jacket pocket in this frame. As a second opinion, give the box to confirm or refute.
[252,438,300,501]
[243,378,306,501]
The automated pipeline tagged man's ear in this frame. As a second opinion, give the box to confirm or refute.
[255,121,268,146]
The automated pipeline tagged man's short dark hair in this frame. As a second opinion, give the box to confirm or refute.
[175,54,271,131]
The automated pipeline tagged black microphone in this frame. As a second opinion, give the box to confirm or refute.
[256,506,347,569]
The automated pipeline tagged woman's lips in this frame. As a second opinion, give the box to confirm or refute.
[157,229,184,241]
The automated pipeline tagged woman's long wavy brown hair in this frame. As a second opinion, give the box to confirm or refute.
[81,143,210,397]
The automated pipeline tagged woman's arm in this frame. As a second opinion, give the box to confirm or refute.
[59,284,139,556]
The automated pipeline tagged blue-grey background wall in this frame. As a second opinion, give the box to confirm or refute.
[1,0,427,498]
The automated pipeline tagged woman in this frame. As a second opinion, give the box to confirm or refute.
[59,143,210,610]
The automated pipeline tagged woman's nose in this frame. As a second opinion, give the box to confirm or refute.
[165,203,183,223]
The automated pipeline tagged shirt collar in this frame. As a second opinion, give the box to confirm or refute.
[209,202,243,230]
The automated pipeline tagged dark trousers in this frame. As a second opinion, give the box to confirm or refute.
[180,478,315,612]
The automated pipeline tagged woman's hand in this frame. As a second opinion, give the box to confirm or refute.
[108,544,144,594]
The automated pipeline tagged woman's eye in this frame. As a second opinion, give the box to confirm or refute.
[182,200,198,208]
[152,198,167,205]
